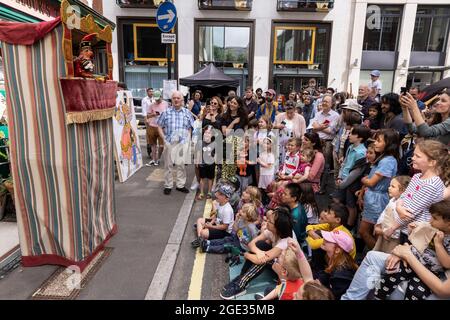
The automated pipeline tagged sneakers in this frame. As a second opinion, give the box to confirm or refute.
[200,239,208,253]
[191,237,201,248]
[190,180,199,191]
[220,282,246,300]
[176,187,189,193]
[146,160,156,167]
[154,160,160,166]
[163,188,172,195]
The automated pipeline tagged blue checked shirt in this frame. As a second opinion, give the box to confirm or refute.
[157,106,195,144]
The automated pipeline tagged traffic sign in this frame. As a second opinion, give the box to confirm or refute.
[156,1,177,33]
[161,33,176,44]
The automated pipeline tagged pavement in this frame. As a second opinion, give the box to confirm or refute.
[0,135,195,300]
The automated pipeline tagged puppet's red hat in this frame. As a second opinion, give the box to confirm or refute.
[80,33,98,50]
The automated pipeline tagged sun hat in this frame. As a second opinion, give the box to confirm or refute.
[217,184,234,199]
[341,99,363,116]
[370,70,381,77]
[321,230,354,254]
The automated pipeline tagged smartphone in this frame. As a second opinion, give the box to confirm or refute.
[400,87,408,95]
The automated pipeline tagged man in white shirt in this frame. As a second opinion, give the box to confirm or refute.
[141,88,155,157]
[368,70,382,101]
[309,94,339,194]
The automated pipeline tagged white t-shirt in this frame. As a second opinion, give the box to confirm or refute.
[216,202,235,234]
[262,229,297,250]
[369,79,382,95]
[141,96,155,115]
[259,152,275,176]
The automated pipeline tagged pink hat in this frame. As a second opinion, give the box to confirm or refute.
[322,230,354,253]
[265,89,276,96]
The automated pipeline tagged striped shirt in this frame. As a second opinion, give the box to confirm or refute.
[157,106,195,144]
[396,174,445,234]
[279,151,300,176]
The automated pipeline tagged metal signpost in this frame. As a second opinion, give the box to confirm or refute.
[156,1,177,81]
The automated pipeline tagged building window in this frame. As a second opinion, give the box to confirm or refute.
[198,0,252,11]
[119,19,176,98]
[133,24,174,62]
[116,0,163,8]
[196,21,253,94]
[277,0,334,12]
[412,6,450,52]
[363,5,402,51]
[273,27,315,64]
[271,23,331,96]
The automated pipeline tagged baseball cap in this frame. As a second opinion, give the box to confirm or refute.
[265,89,276,96]
[341,99,363,116]
[322,230,354,254]
[217,184,234,199]
[153,90,162,100]
[370,70,381,77]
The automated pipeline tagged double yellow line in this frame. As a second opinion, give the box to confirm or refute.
[187,199,212,300]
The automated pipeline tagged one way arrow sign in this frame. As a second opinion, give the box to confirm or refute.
[156,1,177,33]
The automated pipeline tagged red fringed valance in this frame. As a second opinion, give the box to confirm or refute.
[0,17,61,45]
[60,78,118,124]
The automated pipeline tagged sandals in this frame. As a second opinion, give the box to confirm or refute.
[206,192,213,199]
[196,193,205,201]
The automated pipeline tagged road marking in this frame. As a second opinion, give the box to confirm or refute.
[187,199,211,300]
[145,178,196,300]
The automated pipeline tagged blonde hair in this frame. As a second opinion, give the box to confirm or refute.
[302,148,315,163]
[244,186,262,208]
[259,115,273,131]
[392,175,411,193]
[301,281,334,300]
[288,137,302,148]
[240,203,258,223]
[283,247,302,281]
[415,140,449,182]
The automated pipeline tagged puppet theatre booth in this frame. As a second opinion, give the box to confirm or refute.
[0,1,117,271]
[180,63,240,99]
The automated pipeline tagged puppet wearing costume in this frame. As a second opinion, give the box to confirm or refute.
[74,33,97,78]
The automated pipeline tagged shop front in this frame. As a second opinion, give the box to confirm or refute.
[270,22,332,97]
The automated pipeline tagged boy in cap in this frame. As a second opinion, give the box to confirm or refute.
[368,70,382,101]
[192,184,235,247]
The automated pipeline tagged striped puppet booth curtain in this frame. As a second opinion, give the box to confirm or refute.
[0,18,117,271]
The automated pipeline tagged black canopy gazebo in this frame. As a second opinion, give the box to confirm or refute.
[179,63,239,100]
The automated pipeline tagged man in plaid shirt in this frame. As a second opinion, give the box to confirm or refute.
[157,91,195,195]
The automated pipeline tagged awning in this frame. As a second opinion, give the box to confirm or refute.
[180,63,239,88]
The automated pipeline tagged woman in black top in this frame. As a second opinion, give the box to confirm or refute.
[220,96,249,180]
[202,96,223,130]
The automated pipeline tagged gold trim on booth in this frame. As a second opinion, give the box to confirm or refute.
[66,107,116,125]
[60,0,113,43]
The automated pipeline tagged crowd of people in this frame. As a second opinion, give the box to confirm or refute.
[143,74,450,300]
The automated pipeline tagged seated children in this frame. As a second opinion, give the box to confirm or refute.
[200,203,259,254]
[191,184,235,247]
[375,199,450,300]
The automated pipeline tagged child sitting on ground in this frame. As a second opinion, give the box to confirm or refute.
[375,199,450,300]
[256,239,313,300]
[237,186,264,223]
[191,184,235,248]
[299,183,320,224]
[373,175,411,253]
[306,203,356,259]
[295,280,335,300]
[200,203,259,254]
[292,148,315,184]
